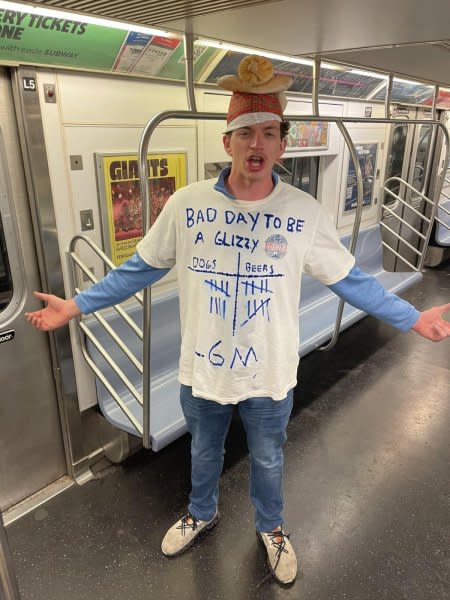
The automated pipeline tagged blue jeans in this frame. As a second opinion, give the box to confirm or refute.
[180,384,294,532]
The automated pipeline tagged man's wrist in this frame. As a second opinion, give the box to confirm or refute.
[68,298,82,318]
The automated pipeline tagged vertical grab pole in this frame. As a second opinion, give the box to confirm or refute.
[0,512,21,600]
[432,85,439,122]
[138,110,227,448]
[312,59,321,116]
[184,33,197,112]
[139,120,154,449]
[385,74,393,119]
[320,120,364,351]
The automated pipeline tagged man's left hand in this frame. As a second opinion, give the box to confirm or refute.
[412,303,450,341]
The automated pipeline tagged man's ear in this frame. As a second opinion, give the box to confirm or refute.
[223,134,232,156]
[280,137,287,156]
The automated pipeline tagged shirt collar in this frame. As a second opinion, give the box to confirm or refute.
[213,167,279,199]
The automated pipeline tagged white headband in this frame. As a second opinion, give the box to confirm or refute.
[224,112,282,133]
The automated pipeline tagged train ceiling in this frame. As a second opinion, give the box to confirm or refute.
[18,0,450,86]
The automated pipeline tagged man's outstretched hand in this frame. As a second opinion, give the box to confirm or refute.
[411,303,450,342]
[25,292,81,331]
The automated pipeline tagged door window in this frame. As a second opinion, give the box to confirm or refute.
[384,124,408,205]
[274,156,319,197]
[0,214,13,312]
[411,124,433,195]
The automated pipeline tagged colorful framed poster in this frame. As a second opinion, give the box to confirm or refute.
[344,143,378,212]
[285,121,329,151]
[95,152,187,265]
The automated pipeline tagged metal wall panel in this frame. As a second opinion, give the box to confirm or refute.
[0,68,66,511]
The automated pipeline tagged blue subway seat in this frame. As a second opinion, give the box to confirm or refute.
[435,199,450,245]
[84,289,185,451]
[84,224,422,451]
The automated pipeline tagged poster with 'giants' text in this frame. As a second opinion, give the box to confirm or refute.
[95,152,187,265]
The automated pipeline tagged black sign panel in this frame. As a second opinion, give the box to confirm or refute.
[0,329,15,344]
[22,76,36,91]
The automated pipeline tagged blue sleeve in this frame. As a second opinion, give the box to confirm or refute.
[74,252,170,314]
[328,266,420,332]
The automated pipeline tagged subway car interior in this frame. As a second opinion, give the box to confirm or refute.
[0,1,449,598]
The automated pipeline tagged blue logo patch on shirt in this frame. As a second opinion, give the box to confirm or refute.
[265,234,288,259]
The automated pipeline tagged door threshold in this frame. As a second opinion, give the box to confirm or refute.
[3,476,74,526]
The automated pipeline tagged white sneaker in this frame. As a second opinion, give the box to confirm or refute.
[259,527,298,584]
[161,512,220,556]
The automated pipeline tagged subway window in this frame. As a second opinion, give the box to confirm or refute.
[274,156,319,197]
[204,157,319,198]
[0,214,13,312]
[384,124,408,205]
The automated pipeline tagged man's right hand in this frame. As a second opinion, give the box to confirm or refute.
[25,291,81,331]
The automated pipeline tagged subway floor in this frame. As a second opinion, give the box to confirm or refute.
[6,261,450,600]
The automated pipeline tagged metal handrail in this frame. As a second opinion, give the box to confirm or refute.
[80,322,143,405]
[384,176,436,208]
[318,120,364,351]
[67,235,145,436]
[435,218,450,230]
[381,204,427,239]
[380,242,418,271]
[381,173,450,268]
[435,171,450,229]
[384,187,431,222]
[69,235,144,307]
[184,33,197,112]
[434,201,450,230]
[76,336,143,435]
[63,112,449,450]
[69,238,143,338]
[75,302,143,372]
[137,111,367,446]
[379,221,423,257]
[138,113,449,448]
[381,178,432,269]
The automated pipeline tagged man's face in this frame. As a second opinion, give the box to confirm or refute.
[223,120,286,183]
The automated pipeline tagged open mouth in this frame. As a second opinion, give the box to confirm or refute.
[247,155,265,170]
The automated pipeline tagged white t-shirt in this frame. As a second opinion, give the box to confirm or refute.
[137,177,354,404]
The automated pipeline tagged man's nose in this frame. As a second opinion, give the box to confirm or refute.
[249,131,263,147]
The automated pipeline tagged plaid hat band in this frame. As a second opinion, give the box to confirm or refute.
[226,92,283,132]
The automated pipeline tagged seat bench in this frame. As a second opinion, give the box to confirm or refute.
[435,199,450,245]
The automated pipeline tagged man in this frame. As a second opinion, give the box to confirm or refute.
[26,56,450,585]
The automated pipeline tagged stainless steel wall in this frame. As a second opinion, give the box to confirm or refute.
[0,68,66,511]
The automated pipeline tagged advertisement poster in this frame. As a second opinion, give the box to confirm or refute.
[112,31,152,72]
[0,7,125,69]
[96,152,187,265]
[157,43,219,80]
[344,143,378,212]
[132,36,181,76]
[286,121,328,150]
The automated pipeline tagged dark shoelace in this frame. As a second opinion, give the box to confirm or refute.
[176,513,198,534]
[267,530,290,570]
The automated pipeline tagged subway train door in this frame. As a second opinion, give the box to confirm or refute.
[0,68,66,512]
[382,107,435,270]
